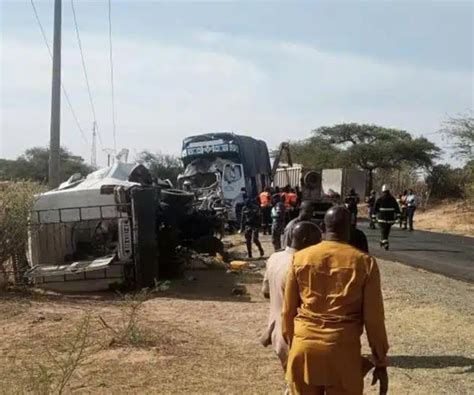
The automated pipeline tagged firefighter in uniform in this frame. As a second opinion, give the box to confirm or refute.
[259,187,272,235]
[374,184,400,250]
[240,198,265,258]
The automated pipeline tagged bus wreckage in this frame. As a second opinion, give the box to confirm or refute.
[25,163,222,292]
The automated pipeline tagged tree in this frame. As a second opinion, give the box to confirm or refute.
[0,147,92,183]
[311,123,440,190]
[441,113,474,161]
[425,164,465,199]
[289,136,344,170]
[136,151,183,185]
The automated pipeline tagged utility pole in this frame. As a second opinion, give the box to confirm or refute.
[103,148,115,166]
[91,122,97,168]
[48,0,62,189]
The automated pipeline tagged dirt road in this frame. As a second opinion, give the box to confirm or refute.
[1,235,473,394]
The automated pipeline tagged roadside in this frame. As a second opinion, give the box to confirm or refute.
[359,200,474,237]
[0,235,473,394]
[414,200,473,237]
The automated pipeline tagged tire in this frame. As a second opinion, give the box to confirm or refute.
[161,188,194,206]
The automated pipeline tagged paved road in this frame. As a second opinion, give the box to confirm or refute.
[362,222,474,282]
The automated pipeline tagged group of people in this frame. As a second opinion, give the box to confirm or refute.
[261,206,389,395]
[241,183,418,258]
[240,185,302,258]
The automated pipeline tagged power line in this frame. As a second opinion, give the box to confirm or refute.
[29,0,89,145]
[108,0,117,152]
[70,0,103,147]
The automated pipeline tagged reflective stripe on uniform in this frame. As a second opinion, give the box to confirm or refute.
[379,208,395,211]
[377,219,396,224]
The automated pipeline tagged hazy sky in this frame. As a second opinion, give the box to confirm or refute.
[1,1,473,167]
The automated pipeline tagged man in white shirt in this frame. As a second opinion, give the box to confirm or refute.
[260,221,322,370]
[406,189,417,231]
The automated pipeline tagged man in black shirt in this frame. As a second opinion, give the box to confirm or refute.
[240,198,265,258]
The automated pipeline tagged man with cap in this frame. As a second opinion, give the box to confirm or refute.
[374,185,400,250]
[260,221,322,373]
[283,206,389,395]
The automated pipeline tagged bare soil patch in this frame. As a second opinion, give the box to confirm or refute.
[1,235,472,394]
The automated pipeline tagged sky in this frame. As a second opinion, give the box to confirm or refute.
[1,0,473,167]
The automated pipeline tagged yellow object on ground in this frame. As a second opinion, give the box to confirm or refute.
[229,260,249,271]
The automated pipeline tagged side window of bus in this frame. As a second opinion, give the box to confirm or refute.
[224,164,242,183]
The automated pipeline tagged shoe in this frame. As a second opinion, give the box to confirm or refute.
[259,249,265,258]
[384,243,389,250]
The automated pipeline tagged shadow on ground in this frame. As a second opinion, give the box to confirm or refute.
[390,355,474,373]
[158,268,256,303]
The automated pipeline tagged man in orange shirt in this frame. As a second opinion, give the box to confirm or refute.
[259,187,272,235]
[282,206,389,395]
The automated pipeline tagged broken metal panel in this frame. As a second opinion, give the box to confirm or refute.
[131,187,160,288]
[26,255,114,277]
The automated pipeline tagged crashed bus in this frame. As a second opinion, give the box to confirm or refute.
[179,132,272,222]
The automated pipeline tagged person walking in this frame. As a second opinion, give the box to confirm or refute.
[282,206,389,395]
[271,194,286,251]
[259,187,272,235]
[366,190,377,229]
[344,188,360,226]
[406,189,417,231]
[399,190,408,229]
[240,198,265,258]
[260,222,322,372]
[374,185,400,250]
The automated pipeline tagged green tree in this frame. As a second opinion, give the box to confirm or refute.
[136,151,183,185]
[426,164,465,199]
[441,113,474,161]
[0,147,92,183]
[289,136,344,169]
[312,123,440,190]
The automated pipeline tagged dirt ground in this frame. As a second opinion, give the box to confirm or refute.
[414,200,474,237]
[1,235,473,394]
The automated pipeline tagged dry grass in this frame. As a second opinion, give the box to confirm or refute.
[415,200,474,237]
[0,235,472,394]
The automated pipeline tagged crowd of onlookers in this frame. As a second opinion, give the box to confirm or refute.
[239,184,418,256]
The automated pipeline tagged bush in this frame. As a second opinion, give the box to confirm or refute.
[0,181,43,284]
[426,164,471,200]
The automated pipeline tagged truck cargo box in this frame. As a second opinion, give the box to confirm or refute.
[321,168,367,198]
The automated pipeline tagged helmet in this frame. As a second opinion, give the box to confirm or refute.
[381,184,389,192]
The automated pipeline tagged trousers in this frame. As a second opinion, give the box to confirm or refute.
[406,206,416,230]
[379,222,392,241]
[244,227,263,256]
[261,206,272,234]
[271,223,284,251]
